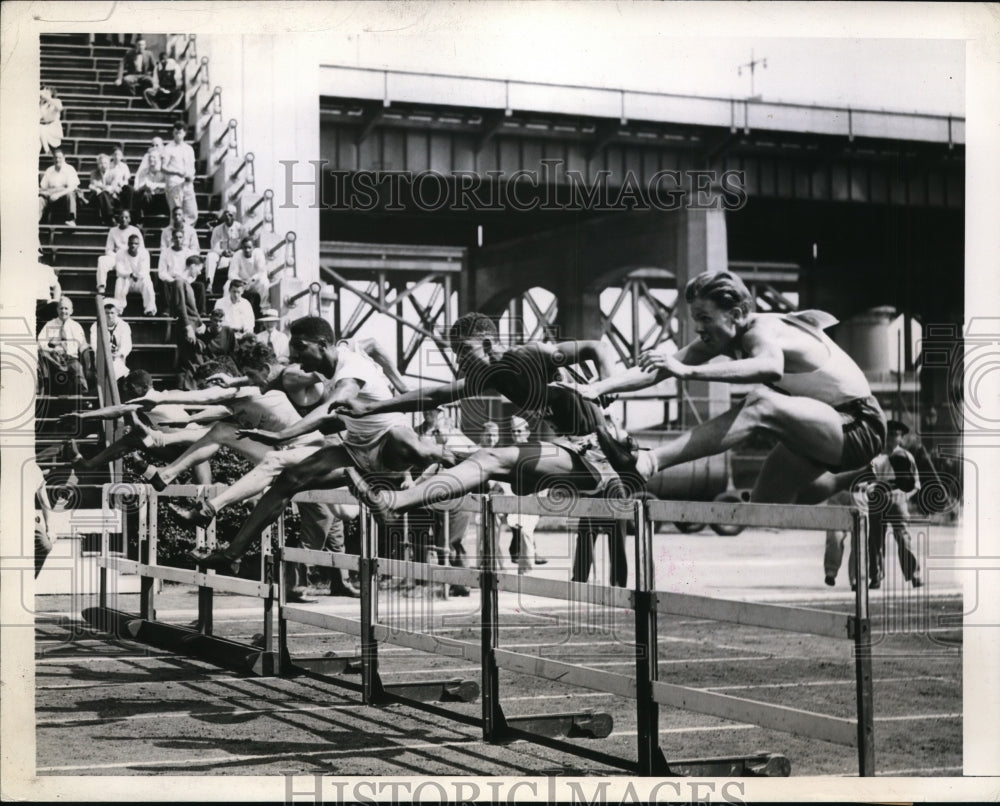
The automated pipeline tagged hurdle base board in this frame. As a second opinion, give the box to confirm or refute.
[493,710,613,742]
[82,607,276,676]
[661,751,791,778]
[285,654,364,676]
[379,678,480,703]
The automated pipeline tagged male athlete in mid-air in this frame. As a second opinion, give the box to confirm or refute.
[558,270,887,504]
[341,312,634,518]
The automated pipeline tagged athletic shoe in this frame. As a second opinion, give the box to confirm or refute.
[911,578,924,588]
[167,499,216,529]
[534,557,548,566]
[868,578,881,590]
[188,548,239,574]
[286,588,317,604]
[824,575,836,587]
[594,423,645,493]
[448,585,470,597]
[329,579,361,598]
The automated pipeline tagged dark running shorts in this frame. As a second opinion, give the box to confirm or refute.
[830,395,886,472]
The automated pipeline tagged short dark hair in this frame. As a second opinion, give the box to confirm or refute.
[127,234,140,243]
[185,255,203,265]
[193,357,239,384]
[684,271,754,316]
[239,236,254,248]
[172,119,185,130]
[289,316,335,344]
[123,369,152,396]
[448,312,497,347]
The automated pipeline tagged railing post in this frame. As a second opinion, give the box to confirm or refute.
[99,484,110,610]
[852,508,875,776]
[480,494,504,741]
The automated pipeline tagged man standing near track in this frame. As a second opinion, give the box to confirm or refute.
[341,312,630,519]
[555,271,887,505]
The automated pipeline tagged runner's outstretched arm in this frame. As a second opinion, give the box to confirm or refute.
[337,378,467,417]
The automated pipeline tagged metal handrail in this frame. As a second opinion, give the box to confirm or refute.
[213,119,239,167]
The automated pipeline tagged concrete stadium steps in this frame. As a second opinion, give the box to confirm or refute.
[39,138,212,168]
[38,31,217,435]
[63,106,184,124]
[41,55,121,71]
[62,120,180,142]
[41,67,122,84]
[40,224,213,249]
[52,311,178,343]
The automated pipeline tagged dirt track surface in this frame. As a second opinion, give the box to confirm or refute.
[35,525,963,777]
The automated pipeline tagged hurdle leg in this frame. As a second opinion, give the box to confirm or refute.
[634,498,671,775]
[197,519,215,636]
[140,487,156,621]
[481,494,509,741]
[261,523,275,665]
[852,509,876,776]
[360,507,385,704]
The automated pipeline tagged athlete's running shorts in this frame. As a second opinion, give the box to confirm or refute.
[830,395,886,472]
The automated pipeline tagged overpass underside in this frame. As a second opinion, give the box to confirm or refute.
[316,88,964,423]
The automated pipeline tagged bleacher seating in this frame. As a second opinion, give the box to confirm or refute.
[37,32,221,506]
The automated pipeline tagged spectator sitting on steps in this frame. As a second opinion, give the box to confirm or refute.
[206,204,245,293]
[143,51,183,110]
[38,149,79,226]
[89,298,132,381]
[97,210,144,293]
[213,277,256,335]
[115,37,155,96]
[112,234,156,316]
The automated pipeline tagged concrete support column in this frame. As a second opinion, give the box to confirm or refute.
[673,207,730,427]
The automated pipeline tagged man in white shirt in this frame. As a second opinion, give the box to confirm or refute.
[226,236,269,315]
[37,296,90,393]
[255,308,289,362]
[160,205,200,253]
[206,204,245,292]
[38,149,80,225]
[162,120,198,225]
[89,298,132,380]
[108,147,133,213]
[97,210,144,292]
[87,153,118,226]
[213,277,255,335]
[158,230,204,318]
[132,138,165,224]
[112,234,156,315]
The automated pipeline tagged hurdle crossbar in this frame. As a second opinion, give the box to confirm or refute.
[654,591,851,639]
[646,499,854,531]
[650,680,858,746]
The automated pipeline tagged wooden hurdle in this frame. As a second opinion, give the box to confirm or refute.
[84,483,280,675]
[87,483,874,776]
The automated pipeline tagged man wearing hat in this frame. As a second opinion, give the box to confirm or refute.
[866,419,923,589]
[255,308,289,362]
[213,276,255,335]
[89,298,132,380]
[206,204,246,294]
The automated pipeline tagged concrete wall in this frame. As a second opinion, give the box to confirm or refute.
[199,34,321,285]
